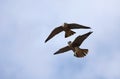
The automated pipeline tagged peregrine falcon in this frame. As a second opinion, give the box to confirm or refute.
[45,23,91,43]
[54,31,93,58]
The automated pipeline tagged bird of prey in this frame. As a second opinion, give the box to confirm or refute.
[45,23,91,43]
[54,31,93,58]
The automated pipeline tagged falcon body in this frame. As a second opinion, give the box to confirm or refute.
[54,31,93,58]
[45,23,91,42]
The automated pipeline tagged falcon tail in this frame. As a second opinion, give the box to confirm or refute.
[65,30,75,38]
[81,49,88,55]
[75,48,88,58]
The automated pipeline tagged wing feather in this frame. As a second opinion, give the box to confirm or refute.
[54,46,71,55]
[45,26,63,42]
[68,23,91,29]
[72,31,93,47]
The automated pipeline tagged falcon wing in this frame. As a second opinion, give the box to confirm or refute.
[72,31,93,47]
[54,46,71,55]
[68,23,91,29]
[45,26,63,42]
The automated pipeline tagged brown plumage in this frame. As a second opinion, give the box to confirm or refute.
[45,23,91,43]
[54,31,93,58]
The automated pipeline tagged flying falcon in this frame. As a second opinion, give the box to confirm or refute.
[54,31,93,58]
[45,23,91,43]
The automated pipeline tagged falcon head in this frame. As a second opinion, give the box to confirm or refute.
[68,41,72,45]
[63,23,68,27]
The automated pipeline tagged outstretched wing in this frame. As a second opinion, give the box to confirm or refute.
[54,46,71,55]
[45,26,63,42]
[68,23,91,29]
[72,31,93,47]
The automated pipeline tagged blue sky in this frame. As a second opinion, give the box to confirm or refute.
[0,0,120,79]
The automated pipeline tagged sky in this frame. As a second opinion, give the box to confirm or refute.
[0,0,120,79]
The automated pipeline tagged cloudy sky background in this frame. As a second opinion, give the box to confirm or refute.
[0,0,120,79]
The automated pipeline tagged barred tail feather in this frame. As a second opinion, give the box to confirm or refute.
[81,49,88,55]
[75,49,88,58]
